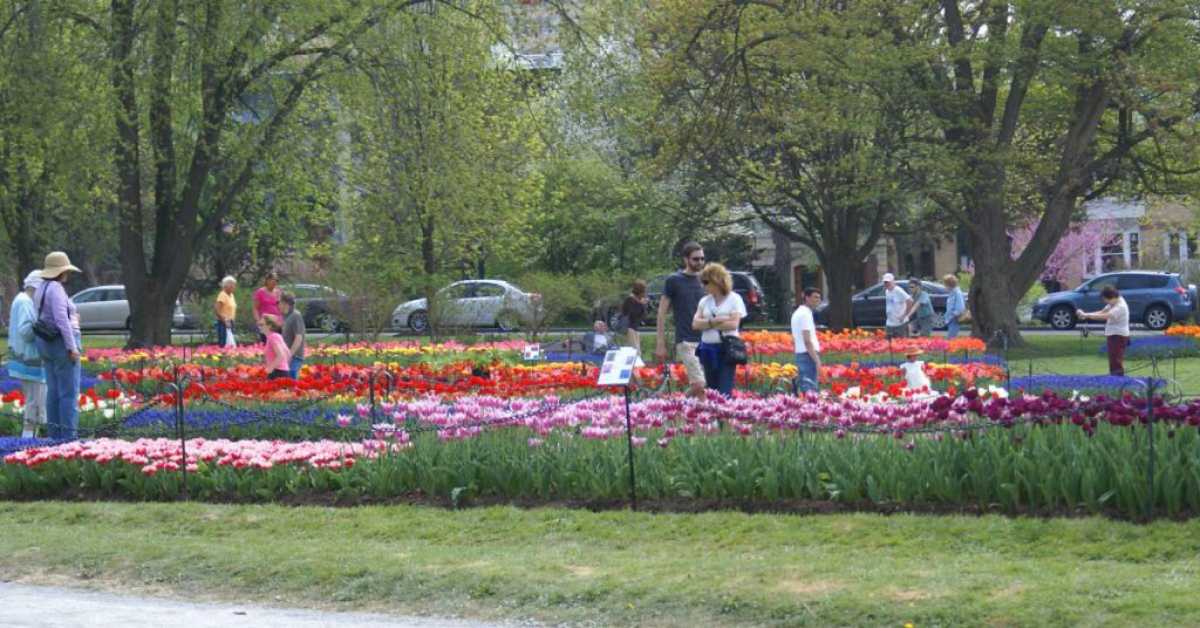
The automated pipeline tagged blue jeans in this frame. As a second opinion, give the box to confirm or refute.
[36,334,80,440]
[289,356,304,380]
[795,353,819,393]
[946,317,960,339]
[696,342,735,396]
[216,320,230,347]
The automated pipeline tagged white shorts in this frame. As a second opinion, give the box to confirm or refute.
[676,341,705,386]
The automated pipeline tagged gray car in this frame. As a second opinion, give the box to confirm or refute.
[71,285,189,330]
[391,280,542,333]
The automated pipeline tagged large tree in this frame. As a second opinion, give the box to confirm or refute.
[895,0,1200,345]
[0,1,110,285]
[83,0,447,347]
[636,1,920,329]
[336,4,544,332]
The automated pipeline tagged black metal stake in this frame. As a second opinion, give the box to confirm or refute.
[1145,366,1156,520]
[623,384,638,511]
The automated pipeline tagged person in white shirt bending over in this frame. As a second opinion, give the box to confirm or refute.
[1077,286,1131,376]
[790,287,823,394]
[883,273,913,338]
[900,349,932,392]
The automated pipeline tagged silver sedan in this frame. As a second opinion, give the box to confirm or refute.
[391,280,541,333]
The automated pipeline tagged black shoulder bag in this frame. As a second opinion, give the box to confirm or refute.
[710,302,748,365]
[32,285,62,342]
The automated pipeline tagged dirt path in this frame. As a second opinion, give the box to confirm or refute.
[0,582,521,628]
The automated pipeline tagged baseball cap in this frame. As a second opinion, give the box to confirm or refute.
[882,273,895,283]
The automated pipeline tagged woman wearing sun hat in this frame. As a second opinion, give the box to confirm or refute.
[33,251,82,440]
[8,270,47,437]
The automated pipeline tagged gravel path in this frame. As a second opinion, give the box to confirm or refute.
[0,582,519,628]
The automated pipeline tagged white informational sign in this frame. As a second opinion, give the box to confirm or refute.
[597,347,641,386]
[523,344,542,361]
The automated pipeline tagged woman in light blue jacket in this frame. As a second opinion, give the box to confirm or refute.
[8,271,46,438]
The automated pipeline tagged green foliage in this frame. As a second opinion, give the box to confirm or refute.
[337,6,545,288]
[513,272,586,333]
[4,424,1200,520]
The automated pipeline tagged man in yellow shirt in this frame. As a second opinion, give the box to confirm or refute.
[214,276,238,347]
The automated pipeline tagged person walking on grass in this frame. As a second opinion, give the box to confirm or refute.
[692,263,746,397]
[791,287,823,394]
[1077,286,1130,376]
[883,273,912,339]
[621,279,649,349]
[943,274,966,339]
[904,278,936,337]
[33,252,82,440]
[252,271,282,343]
[656,242,708,397]
[8,271,47,438]
[214,276,237,348]
[281,293,306,380]
[260,315,292,380]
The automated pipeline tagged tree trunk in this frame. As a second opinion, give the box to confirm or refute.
[771,228,793,324]
[127,287,176,348]
[966,184,1028,350]
[967,255,1024,351]
[822,252,857,331]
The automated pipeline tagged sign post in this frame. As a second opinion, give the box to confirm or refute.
[597,347,640,510]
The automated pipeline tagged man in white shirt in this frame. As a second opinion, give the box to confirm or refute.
[1077,286,1130,375]
[883,273,912,338]
[791,287,823,393]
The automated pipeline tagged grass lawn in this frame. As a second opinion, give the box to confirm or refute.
[2,502,1199,626]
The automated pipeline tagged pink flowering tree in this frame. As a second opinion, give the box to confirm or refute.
[1010,219,1121,284]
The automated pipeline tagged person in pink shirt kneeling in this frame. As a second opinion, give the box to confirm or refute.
[260,315,292,380]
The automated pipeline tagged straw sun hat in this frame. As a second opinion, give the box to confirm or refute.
[39,251,81,279]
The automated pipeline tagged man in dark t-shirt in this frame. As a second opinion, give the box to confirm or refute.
[655,242,708,397]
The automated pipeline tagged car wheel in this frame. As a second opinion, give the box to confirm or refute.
[315,312,341,333]
[1049,305,1076,330]
[1144,304,1172,331]
[408,310,429,333]
[496,310,521,333]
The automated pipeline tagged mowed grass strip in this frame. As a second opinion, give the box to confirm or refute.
[2,502,1199,626]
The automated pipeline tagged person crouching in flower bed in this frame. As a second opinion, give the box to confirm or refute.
[900,349,931,391]
[260,315,292,380]
[692,263,746,396]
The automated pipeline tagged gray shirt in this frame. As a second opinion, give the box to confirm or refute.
[282,310,306,359]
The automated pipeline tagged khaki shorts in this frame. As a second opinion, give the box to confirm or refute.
[676,341,705,386]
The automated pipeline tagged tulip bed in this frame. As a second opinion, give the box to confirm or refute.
[2,336,1197,518]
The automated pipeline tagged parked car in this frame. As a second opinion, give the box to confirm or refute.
[1031,271,1196,331]
[391,280,542,333]
[592,271,768,329]
[813,280,956,329]
[70,285,190,330]
[283,283,354,332]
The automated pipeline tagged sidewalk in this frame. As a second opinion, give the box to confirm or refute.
[0,582,521,628]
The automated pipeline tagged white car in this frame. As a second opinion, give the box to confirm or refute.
[391,280,541,333]
[71,285,188,330]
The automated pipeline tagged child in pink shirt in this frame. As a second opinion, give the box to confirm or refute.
[261,315,292,380]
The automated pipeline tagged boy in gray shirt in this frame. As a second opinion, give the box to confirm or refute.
[280,293,306,380]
